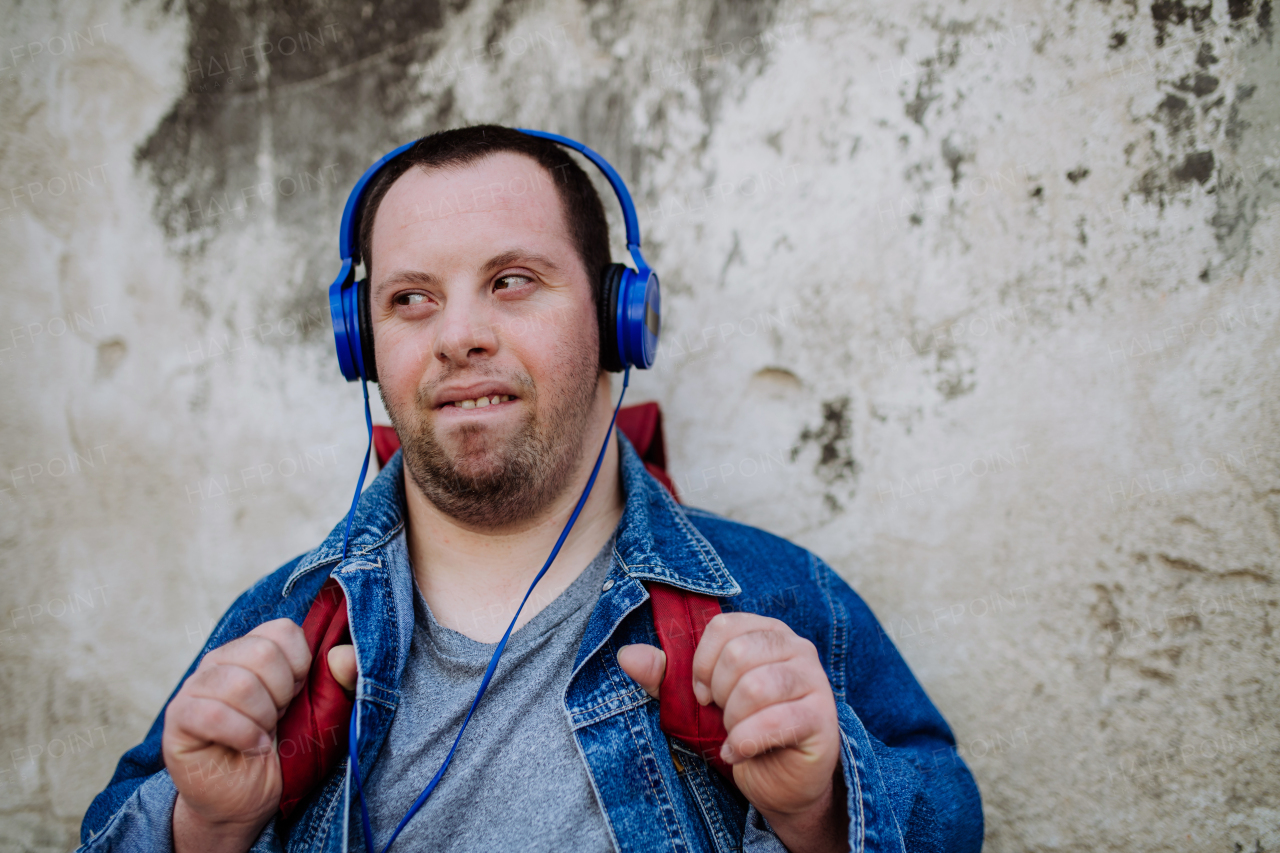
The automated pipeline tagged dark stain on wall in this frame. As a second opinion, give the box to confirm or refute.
[1128,1,1274,229]
[1172,150,1215,184]
[1150,0,1213,46]
[689,0,786,134]
[1228,0,1255,20]
[1225,83,1256,151]
[139,0,452,244]
[1172,72,1219,96]
[791,396,859,510]
[1211,94,1279,265]
[136,0,459,344]
[1156,92,1193,134]
[137,0,788,339]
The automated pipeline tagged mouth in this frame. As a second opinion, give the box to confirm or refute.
[441,393,516,410]
[433,382,523,414]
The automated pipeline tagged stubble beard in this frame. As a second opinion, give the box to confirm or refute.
[383,348,602,529]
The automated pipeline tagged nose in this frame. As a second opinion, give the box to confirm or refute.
[434,293,499,367]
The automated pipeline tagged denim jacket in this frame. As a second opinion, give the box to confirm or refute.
[80,435,983,852]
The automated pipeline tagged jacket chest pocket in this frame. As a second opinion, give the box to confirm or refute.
[669,739,749,853]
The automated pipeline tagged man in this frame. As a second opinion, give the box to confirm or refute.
[80,126,982,852]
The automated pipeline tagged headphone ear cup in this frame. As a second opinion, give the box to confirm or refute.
[356,277,378,383]
[598,264,626,373]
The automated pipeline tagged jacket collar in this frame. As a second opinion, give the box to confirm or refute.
[283,429,741,598]
[611,432,740,597]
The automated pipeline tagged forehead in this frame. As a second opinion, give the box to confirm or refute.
[370,151,573,267]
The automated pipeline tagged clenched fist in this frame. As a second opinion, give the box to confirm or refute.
[163,619,358,853]
[619,612,848,853]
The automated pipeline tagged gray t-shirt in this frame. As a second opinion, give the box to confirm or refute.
[365,533,618,852]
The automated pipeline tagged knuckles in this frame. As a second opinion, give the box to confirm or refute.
[716,627,804,674]
[184,697,231,738]
[216,664,266,707]
[706,611,788,635]
[196,622,310,691]
[234,634,285,674]
[718,635,751,671]
[734,667,775,706]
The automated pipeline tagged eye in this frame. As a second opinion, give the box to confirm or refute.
[493,274,532,292]
[394,293,428,306]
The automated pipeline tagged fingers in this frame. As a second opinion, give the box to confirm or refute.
[617,644,666,699]
[327,645,358,693]
[169,618,311,759]
[721,698,823,765]
[160,624,310,833]
[719,660,808,732]
[246,619,312,689]
[202,619,311,712]
[185,663,282,733]
[168,694,273,755]
[689,612,838,772]
[691,612,809,707]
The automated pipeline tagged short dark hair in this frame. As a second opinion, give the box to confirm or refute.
[355,125,611,307]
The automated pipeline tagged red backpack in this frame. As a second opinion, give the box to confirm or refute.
[276,403,731,818]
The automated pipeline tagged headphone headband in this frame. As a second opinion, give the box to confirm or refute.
[328,128,660,381]
[338,140,417,262]
[513,129,643,252]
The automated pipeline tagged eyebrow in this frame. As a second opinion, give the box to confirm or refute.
[376,269,438,290]
[373,249,565,298]
[480,248,564,277]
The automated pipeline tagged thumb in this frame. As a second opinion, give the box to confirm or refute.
[617,644,666,699]
[327,644,357,693]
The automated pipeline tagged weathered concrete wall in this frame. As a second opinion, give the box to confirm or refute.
[1,0,1276,848]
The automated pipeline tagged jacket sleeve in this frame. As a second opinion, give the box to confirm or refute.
[77,558,310,851]
[812,554,984,853]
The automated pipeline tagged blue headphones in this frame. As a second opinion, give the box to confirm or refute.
[328,129,661,382]
[326,130,659,853]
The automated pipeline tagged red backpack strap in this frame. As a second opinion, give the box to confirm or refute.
[614,405,732,775]
[646,583,732,779]
[614,401,680,497]
[276,578,734,817]
[372,425,401,469]
[276,578,353,819]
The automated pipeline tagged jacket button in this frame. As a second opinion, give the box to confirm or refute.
[602,579,614,591]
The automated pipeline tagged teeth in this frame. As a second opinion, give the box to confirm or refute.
[453,395,513,408]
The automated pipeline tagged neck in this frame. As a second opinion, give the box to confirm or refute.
[402,385,625,643]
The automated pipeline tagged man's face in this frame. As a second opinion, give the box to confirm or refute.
[368,152,603,528]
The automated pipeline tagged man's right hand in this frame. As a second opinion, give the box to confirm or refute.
[163,618,311,853]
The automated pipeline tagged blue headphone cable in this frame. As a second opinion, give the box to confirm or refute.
[339,368,631,853]
[340,377,376,561]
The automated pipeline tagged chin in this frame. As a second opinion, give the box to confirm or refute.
[435,425,520,479]
[441,418,506,449]
[444,451,510,484]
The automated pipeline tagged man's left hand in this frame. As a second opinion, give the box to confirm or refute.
[619,612,847,853]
